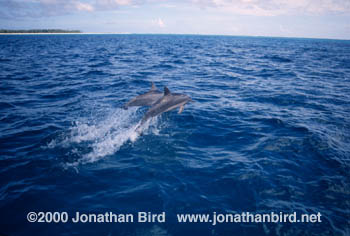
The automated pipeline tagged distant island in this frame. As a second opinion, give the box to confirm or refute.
[0,29,81,34]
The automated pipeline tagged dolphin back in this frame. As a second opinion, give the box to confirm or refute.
[123,82,162,109]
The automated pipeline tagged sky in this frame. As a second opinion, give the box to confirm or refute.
[0,0,350,39]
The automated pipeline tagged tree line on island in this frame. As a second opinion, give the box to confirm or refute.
[0,29,81,33]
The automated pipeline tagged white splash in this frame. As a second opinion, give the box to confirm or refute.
[51,107,161,166]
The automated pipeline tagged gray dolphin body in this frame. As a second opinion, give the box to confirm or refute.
[139,86,192,126]
[123,82,163,109]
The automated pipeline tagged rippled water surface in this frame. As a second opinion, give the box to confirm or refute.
[1,35,349,235]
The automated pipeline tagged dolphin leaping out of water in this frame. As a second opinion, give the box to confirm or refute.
[136,86,192,132]
[123,82,163,109]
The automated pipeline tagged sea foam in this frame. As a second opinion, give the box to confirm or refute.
[50,107,160,166]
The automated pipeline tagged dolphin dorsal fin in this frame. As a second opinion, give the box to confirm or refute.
[164,86,171,96]
[150,82,157,91]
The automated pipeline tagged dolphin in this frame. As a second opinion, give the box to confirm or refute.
[123,82,163,109]
[137,86,192,129]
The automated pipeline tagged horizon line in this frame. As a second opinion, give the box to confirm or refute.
[0,32,349,41]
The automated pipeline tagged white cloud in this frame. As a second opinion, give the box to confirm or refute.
[151,17,165,28]
[157,18,165,27]
[94,0,155,10]
[96,0,133,8]
[35,0,95,14]
[1,0,350,19]
[279,24,293,36]
[190,0,350,16]
[75,2,94,11]
[114,0,132,5]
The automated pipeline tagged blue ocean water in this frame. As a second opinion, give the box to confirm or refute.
[0,34,349,235]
